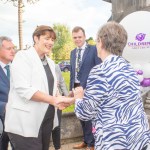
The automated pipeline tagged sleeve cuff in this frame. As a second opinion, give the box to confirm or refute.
[75,98,82,105]
[23,88,39,101]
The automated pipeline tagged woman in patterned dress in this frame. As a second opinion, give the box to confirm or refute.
[61,21,150,150]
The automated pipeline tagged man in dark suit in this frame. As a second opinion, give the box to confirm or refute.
[0,36,15,150]
[69,26,101,150]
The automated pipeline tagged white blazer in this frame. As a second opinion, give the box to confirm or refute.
[5,47,57,137]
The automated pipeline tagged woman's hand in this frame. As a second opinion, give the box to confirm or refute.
[54,96,75,110]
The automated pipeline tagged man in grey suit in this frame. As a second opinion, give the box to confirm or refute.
[69,26,101,150]
[0,36,15,150]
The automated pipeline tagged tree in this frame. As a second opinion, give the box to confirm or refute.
[60,40,75,60]
[1,0,39,50]
[52,23,75,62]
[86,37,96,45]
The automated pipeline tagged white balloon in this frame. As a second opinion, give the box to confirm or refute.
[142,63,150,78]
[137,75,144,82]
[140,86,144,92]
[132,63,142,71]
[121,11,150,63]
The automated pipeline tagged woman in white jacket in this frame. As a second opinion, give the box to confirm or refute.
[4,25,71,150]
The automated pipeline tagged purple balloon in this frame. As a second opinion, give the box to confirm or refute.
[141,78,150,87]
[136,70,143,75]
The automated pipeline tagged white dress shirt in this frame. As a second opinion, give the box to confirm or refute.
[0,61,10,76]
[75,42,87,83]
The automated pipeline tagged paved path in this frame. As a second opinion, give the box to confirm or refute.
[9,141,85,150]
[49,142,85,150]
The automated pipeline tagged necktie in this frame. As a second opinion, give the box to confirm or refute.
[76,48,82,80]
[4,65,10,79]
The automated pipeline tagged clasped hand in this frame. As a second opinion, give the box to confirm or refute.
[55,87,84,110]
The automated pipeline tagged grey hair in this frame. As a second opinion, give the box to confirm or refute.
[0,36,12,49]
[96,21,127,56]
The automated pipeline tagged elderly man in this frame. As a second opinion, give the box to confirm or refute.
[0,36,15,150]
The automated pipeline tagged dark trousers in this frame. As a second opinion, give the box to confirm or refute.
[52,109,62,150]
[8,105,54,150]
[0,131,11,150]
[0,116,14,150]
[80,120,95,147]
[74,83,95,147]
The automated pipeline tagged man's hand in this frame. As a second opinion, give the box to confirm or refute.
[73,87,84,99]
[68,91,74,97]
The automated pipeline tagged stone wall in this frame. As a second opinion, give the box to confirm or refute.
[60,112,83,144]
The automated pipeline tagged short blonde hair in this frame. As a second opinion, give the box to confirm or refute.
[96,21,127,56]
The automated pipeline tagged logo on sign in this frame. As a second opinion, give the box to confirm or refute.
[127,33,150,49]
[135,33,146,41]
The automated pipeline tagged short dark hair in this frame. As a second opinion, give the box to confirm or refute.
[32,25,56,44]
[72,26,85,35]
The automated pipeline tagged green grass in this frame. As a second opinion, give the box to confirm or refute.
[61,72,70,91]
[61,72,75,113]
[62,104,75,113]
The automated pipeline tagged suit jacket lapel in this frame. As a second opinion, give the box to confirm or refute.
[72,48,77,73]
[0,65,9,86]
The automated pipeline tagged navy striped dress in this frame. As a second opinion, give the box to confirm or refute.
[75,55,150,150]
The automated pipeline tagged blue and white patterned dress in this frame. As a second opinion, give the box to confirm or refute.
[75,55,150,150]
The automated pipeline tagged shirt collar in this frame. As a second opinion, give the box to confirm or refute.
[77,42,87,50]
[0,61,10,69]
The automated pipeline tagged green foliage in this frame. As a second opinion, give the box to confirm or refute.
[86,37,96,45]
[61,72,75,113]
[61,41,75,60]
[52,23,75,62]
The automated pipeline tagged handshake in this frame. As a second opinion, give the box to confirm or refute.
[54,86,84,110]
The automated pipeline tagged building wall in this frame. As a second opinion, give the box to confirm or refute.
[104,0,150,22]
